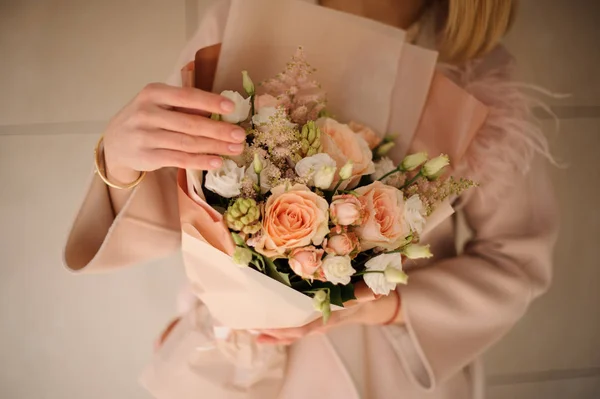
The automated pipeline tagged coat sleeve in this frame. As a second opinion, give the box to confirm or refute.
[63,1,231,273]
[63,168,182,273]
[382,46,559,390]
[384,158,558,390]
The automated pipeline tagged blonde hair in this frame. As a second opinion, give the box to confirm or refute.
[437,0,517,63]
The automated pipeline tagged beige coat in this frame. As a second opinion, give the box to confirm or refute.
[63,1,559,398]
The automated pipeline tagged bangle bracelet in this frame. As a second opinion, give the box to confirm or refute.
[383,289,401,326]
[94,135,146,190]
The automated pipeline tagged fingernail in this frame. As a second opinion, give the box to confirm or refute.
[209,158,222,168]
[231,128,246,141]
[228,143,244,153]
[221,100,235,113]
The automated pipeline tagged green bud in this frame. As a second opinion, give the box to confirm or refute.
[339,161,353,180]
[298,121,322,158]
[312,289,331,323]
[241,70,255,96]
[401,152,428,171]
[402,243,433,260]
[253,153,263,174]
[233,247,253,267]
[231,232,246,246]
[376,142,395,157]
[422,154,450,177]
[210,113,221,121]
[384,267,409,284]
[225,198,261,233]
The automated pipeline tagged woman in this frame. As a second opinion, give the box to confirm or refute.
[64,0,558,398]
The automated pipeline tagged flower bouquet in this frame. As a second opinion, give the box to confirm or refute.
[181,49,474,326]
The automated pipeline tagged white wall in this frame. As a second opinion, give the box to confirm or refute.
[0,1,598,398]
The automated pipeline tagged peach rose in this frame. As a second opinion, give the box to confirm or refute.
[288,246,325,280]
[324,232,360,257]
[348,121,383,150]
[317,118,375,190]
[254,184,329,257]
[354,181,409,250]
[329,194,364,226]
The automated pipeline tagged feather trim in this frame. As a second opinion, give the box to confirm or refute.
[439,49,559,198]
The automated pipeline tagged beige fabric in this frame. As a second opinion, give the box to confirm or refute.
[63,1,558,398]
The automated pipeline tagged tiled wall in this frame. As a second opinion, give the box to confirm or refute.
[0,1,598,398]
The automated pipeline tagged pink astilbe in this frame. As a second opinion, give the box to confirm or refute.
[251,107,301,169]
[261,47,327,125]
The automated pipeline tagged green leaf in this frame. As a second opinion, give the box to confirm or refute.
[328,285,343,307]
[340,283,356,303]
[265,257,291,286]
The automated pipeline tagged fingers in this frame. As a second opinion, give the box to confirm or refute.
[148,130,245,156]
[153,108,246,143]
[150,149,224,170]
[139,83,234,115]
[344,281,380,307]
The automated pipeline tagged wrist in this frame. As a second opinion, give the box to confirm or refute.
[103,147,140,185]
[361,290,402,326]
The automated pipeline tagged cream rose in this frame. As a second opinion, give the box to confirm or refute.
[354,181,410,250]
[348,121,383,150]
[295,153,337,190]
[321,255,355,285]
[254,184,329,257]
[288,246,324,280]
[317,118,375,189]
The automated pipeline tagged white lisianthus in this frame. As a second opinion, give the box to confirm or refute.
[403,194,427,235]
[322,255,355,285]
[220,90,251,123]
[371,157,396,181]
[252,105,278,126]
[205,159,245,198]
[364,253,405,295]
[422,154,450,177]
[245,156,271,194]
[402,243,433,259]
[295,153,337,190]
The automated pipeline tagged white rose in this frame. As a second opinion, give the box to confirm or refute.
[295,153,337,190]
[364,253,405,295]
[204,159,245,198]
[370,157,396,181]
[404,194,427,235]
[322,255,355,285]
[220,90,251,123]
[245,156,271,194]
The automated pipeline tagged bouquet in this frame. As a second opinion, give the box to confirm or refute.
[185,49,475,324]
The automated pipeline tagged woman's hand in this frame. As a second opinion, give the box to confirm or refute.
[257,285,402,346]
[103,83,247,184]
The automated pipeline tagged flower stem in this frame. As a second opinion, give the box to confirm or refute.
[399,170,423,190]
[378,165,403,182]
[250,94,255,130]
[354,270,385,276]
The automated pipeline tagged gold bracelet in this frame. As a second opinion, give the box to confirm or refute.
[94,135,146,190]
